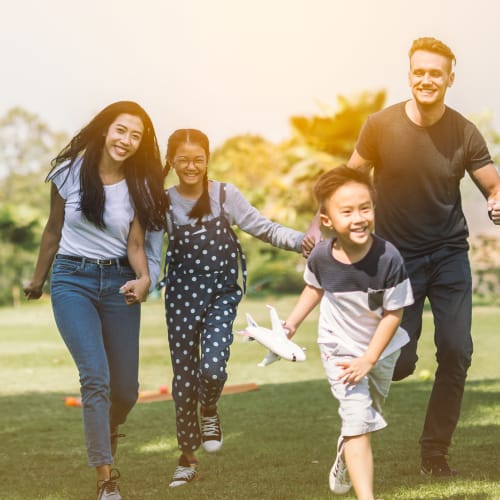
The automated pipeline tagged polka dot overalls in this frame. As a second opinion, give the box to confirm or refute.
[162,183,247,452]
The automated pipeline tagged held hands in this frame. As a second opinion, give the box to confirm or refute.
[302,215,322,257]
[301,234,317,258]
[119,276,151,305]
[487,200,500,225]
[336,356,375,385]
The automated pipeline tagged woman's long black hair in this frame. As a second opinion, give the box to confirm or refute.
[164,128,211,222]
[48,101,168,231]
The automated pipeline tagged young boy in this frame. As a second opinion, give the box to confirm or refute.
[285,165,414,499]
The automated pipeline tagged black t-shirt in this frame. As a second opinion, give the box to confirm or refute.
[356,102,492,258]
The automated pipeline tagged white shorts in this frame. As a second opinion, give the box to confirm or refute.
[319,344,400,437]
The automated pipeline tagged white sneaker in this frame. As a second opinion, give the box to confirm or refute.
[97,469,122,500]
[329,436,351,494]
[201,413,223,453]
[169,462,197,487]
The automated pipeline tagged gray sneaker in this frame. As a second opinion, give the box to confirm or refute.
[169,458,198,488]
[97,469,122,500]
[329,436,351,495]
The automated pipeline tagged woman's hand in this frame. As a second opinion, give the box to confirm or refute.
[23,280,44,300]
[119,276,151,304]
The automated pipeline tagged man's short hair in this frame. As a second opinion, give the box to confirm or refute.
[409,37,456,67]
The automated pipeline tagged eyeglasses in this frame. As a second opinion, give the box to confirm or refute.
[173,157,206,168]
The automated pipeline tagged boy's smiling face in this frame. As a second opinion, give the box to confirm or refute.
[320,180,375,251]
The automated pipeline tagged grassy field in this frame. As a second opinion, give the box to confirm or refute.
[1,295,499,499]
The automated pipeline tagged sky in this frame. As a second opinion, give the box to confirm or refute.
[2,0,500,150]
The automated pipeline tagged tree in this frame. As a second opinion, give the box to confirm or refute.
[206,91,387,294]
[0,107,67,305]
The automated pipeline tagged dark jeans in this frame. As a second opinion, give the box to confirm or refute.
[392,248,473,458]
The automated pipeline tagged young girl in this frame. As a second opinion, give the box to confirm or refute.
[24,101,168,500]
[159,128,309,487]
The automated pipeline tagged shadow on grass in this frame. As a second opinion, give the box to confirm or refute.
[1,378,499,499]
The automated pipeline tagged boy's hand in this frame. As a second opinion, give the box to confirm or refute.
[336,356,375,385]
[282,321,296,339]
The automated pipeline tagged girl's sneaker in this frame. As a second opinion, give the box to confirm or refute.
[200,412,223,453]
[97,469,122,500]
[169,456,198,487]
[329,436,351,494]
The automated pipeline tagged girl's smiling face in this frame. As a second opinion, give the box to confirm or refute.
[172,142,208,188]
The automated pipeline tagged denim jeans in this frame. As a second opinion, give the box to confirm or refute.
[392,248,473,458]
[50,256,140,467]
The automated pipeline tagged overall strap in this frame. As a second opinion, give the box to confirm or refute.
[157,191,174,290]
[219,183,247,293]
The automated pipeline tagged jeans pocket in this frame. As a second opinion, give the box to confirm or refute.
[52,260,80,275]
[119,267,136,280]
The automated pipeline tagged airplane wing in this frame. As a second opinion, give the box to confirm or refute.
[257,350,281,367]
[267,304,287,338]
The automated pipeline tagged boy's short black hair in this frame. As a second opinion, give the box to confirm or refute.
[314,165,375,213]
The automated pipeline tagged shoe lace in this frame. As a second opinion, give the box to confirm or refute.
[97,469,120,497]
[332,454,349,485]
[173,464,196,482]
[201,415,220,437]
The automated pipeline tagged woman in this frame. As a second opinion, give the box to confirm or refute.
[24,101,168,500]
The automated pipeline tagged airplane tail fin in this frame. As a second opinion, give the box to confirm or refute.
[246,312,258,328]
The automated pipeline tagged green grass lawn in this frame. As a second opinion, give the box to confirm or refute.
[1,295,499,499]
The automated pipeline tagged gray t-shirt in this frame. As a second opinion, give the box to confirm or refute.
[305,235,414,358]
[166,181,304,252]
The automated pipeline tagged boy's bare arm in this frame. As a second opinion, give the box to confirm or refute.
[284,285,323,338]
[337,308,403,384]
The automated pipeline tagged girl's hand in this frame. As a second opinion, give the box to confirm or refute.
[23,280,44,300]
[336,356,375,385]
[119,277,150,304]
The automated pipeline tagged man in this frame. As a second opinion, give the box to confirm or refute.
[344,37,500,476]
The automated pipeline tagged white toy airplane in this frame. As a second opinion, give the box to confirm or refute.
[238,305,306,367]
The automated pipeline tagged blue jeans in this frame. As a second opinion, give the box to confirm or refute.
[50,256,141,467]
[392,248,473,458]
